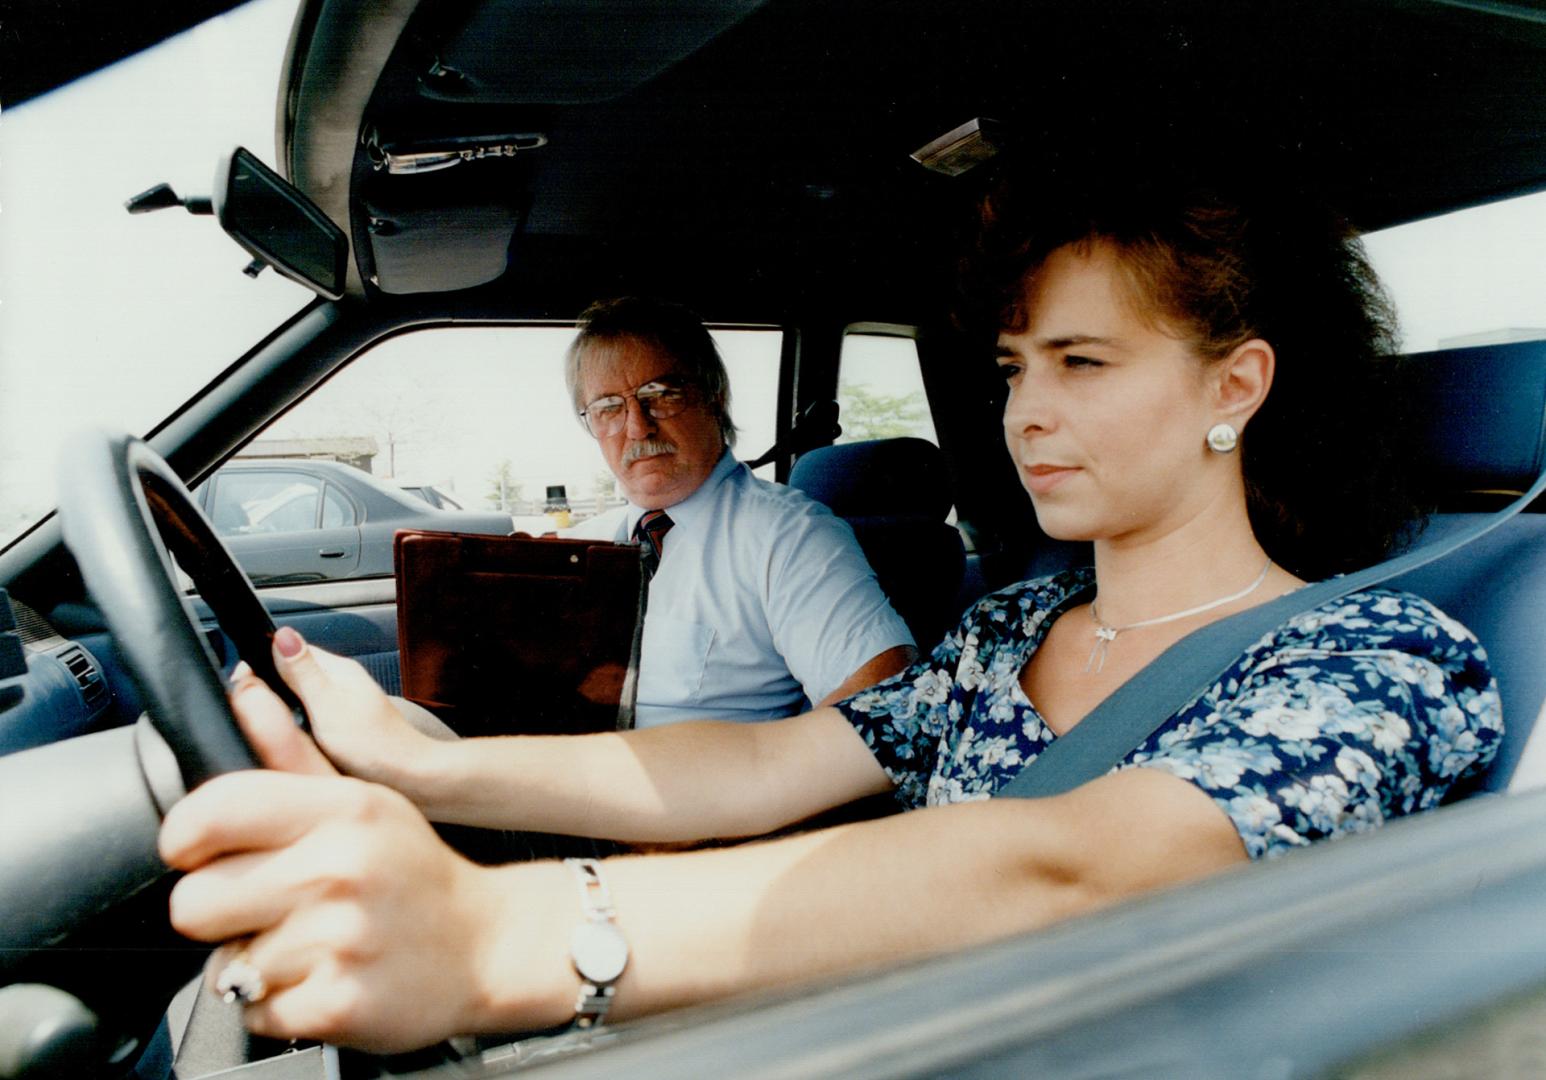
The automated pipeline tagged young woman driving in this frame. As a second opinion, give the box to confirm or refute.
[159,169,1501,1052]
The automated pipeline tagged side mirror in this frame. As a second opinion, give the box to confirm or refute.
[212,147,348,301]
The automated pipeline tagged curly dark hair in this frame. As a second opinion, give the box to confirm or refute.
[959,163,1426,581]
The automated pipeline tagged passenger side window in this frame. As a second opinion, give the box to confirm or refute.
[228,324,782,582]
[837,327,939,445]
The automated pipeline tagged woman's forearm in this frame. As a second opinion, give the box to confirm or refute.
[471,802,1066,1035]
[474,768,1249,1030]
[161,713,1248,1053]
[274,640,891,842]
[401,707,893,840]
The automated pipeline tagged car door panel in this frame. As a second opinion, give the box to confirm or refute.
[220,525,364,584]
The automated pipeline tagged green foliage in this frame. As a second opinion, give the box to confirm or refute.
[837,381,929,441]
[486,460,523,510]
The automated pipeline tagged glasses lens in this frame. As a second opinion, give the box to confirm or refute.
[638,385,689,420]
[584,397,627,436]
[582,382,693,436]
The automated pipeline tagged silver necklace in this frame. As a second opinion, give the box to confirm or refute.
[1085,559,1273,674]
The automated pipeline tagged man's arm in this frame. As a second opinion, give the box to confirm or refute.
[764,506,919,709]
[161,705,1247,1052]
[816,644,915,707]
[270,629,892,839]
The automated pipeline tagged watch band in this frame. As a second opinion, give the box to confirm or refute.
[563,857,629,1029]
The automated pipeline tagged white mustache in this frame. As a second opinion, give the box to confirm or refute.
[623,439,678,466]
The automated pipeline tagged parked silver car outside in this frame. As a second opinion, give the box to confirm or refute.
[195,459,512,585]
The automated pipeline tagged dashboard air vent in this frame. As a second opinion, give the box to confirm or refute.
[56,644,108,714]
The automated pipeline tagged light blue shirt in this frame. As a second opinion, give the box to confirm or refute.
[567,452,913,727]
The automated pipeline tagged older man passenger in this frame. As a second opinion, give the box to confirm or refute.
[563,297,915,726]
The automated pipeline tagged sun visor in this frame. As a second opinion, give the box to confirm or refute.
[358,164,526,294]
[412,0,768,106]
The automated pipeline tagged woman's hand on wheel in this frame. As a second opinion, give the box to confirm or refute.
[255,626,438,788]
[158,667,543,1052]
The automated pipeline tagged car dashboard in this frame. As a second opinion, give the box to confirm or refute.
[0,588,123,756]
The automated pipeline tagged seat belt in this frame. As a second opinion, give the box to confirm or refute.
[996,467,1546,800]
[744,400,841,471]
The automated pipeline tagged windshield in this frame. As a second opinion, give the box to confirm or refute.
[0,0,310,549]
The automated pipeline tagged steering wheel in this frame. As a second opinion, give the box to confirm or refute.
[6,434,516,1075]
[56,429,304,788]
[0,432,319,1076]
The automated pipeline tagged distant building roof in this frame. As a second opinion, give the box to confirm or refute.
[1437,329,1546,348]
[238,436,379,472]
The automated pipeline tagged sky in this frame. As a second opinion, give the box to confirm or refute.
[2,0,1546,547]
[0,0,311,542]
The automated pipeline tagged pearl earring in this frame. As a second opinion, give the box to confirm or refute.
[1206,423,1238,454]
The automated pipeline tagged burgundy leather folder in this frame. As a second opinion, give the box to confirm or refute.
[394,530,644,736]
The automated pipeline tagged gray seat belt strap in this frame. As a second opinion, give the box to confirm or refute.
[996,469,1546,800]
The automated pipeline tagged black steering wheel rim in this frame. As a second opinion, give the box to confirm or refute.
[56,429,293,788]
[39,431,527,1071]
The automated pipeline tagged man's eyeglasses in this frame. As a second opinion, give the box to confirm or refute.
[580,381,696,437]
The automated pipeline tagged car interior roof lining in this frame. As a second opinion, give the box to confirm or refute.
[273,0,1546,300]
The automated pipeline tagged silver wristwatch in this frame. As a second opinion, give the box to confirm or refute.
[563,857,629,1029]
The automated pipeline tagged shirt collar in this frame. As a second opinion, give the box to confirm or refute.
[623,449,740,534]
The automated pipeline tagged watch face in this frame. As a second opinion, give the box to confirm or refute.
[571,920,629,984]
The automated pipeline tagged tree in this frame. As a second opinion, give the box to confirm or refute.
[486,460,524,511]
[837,381,929,441]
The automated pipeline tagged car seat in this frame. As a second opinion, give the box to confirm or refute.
[789,437,966,652]
[1385,339,1546,795]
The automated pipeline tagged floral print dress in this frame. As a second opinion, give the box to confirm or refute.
[835,569,1503,859]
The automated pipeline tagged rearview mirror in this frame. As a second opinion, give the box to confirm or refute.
[212,147,347,300]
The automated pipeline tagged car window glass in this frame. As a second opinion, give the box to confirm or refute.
[720,331,782,481]
[837,328,958,526]
[243,324,779,552]
[321,485,355,529]
[206,476,248,535]
[0,0,309,552]
[212,472,323,535]
[838,330,939,445]
[260,488,321,533]
[1363,189,1546,352]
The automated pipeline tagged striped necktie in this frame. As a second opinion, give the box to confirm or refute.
[633,509,674,579]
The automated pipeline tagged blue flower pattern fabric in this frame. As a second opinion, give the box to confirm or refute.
[835,569,1502,859]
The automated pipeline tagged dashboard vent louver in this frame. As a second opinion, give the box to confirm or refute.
[56,644,108,714]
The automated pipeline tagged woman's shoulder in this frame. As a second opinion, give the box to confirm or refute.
[962,567,1094,629]
[917,568,1092,661]
[1258,587,1492,686]
[1279,588,1481,650]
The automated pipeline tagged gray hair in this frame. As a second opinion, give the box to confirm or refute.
[565,296,738,448]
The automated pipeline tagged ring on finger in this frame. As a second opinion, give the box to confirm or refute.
[215,953,268,1006]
